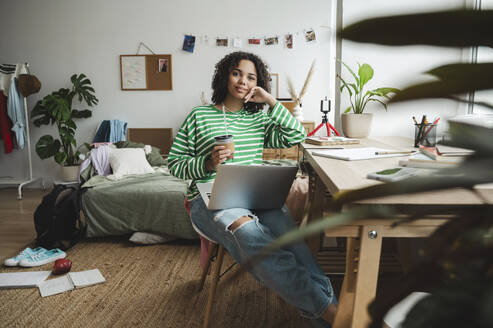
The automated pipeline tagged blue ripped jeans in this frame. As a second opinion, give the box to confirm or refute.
[190,197,336,327]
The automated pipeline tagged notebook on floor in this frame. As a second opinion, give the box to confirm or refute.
[196,164,298,210]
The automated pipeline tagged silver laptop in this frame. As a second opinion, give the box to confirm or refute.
[196,164,298,210]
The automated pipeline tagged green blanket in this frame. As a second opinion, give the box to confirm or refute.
[81,171,197,239]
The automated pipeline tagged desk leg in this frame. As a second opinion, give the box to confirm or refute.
[351,225,383,328]
[333,237,359,328]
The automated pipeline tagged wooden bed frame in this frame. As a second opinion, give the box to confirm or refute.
[126,128,173,155]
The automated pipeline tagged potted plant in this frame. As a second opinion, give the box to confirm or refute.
[31,74,98,181]
[338,60,399,138]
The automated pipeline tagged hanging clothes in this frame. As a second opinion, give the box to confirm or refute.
[7,77,26,149]
[93,120,127,143]
[0,63,27,97]
[0,94,13,153]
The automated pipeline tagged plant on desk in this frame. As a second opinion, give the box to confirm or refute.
[338,60,399,138]
[31,74,98,181]
[230,9,493,328]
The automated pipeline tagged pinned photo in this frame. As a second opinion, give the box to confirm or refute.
[248,38,261,45]
[158,59,168,73]
[216,38,228,47]
[264,36,278,46]
[182,35,196,53]
[305,29,316,42]
[285,34,293,49]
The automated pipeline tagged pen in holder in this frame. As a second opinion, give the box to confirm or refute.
[414,123,437,147]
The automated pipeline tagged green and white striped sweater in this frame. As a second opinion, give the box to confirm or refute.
[168,102,306,199]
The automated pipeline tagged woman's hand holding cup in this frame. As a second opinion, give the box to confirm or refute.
[206,145,232,172]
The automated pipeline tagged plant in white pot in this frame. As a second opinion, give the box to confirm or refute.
[338,60,399,138]
[31,74,98,181]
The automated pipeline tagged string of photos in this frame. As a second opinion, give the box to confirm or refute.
[181,28,320,54]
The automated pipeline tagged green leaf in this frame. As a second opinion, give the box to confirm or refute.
[35,135,60,159]
[339,9,493,48]
[368,87,400,98]
[54,152,67,165]
[71,109,92,119]
[344,106,352,113]
[389,77,493,104]
[358,63,374,89]
[337,59,360,86]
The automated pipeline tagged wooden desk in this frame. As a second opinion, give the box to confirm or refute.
[302,136,493,328]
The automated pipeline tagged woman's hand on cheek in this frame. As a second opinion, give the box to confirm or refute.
[244,87,276,108]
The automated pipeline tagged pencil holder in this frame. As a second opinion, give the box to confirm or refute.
[414,124,437,147]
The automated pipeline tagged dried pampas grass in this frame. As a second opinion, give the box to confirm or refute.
[287,59,316,107]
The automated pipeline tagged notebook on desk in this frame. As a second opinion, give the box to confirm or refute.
[196,164,298,210]
[312,147,413,161]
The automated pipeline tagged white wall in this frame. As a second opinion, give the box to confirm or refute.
[0,0,333,185]
[340,0,468,137]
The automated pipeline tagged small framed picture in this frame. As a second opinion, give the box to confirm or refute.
[248,38,261,45]
[158,58,168,73]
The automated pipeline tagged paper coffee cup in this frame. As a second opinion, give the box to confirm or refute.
[214,135,234,159]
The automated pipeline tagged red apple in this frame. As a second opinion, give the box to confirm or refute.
[52,258,72,275]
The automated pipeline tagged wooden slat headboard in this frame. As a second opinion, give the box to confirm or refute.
[126,128,173,155]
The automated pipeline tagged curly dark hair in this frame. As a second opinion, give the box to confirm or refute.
[211,51,271,113]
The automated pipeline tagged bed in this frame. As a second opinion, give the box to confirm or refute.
[80,128,197,240]
[79,128,307,241]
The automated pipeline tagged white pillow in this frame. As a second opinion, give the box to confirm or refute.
[109,148,154,177]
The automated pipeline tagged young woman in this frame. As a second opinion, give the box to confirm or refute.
[168,51,337,327]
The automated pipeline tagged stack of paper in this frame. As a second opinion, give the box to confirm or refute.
[0,271,51,289]
[398,153,464,169]
[436,144,474,156]
[305,136,360,146]
[38,269,105,297]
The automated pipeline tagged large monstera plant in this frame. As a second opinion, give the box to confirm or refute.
[31,74,98,166]
[229,8,493,328]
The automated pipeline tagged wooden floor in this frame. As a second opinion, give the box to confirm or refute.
[0,188,46,260]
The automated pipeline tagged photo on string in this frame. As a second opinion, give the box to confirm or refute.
[248,38,261,45]
[285,34,293,49]
[182,35,196,53]
[216,38,228,47]
[264,36,279,46]
[305,29,316,42]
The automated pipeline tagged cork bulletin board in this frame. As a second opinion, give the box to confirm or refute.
[120,54,172,90]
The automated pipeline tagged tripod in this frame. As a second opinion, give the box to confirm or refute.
[307,110,341,137]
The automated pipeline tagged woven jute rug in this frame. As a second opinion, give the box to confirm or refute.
[0,237,312,328]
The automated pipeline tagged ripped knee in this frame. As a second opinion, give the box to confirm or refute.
[228,216,253,232]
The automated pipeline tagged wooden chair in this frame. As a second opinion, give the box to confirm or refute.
[185,201,237,328]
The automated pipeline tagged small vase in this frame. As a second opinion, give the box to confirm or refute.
[61,165,80,182]
[341,113,373,138]
[292,103,304,122]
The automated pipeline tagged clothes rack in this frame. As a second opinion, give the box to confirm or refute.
[0,63,44,199]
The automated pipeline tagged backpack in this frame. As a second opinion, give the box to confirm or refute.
[33,184,86,251]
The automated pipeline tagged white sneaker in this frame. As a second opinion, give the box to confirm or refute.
[3,247,47,266]
[19,248,66,267]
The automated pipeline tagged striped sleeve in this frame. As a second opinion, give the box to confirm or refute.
[264,102,307,149]
[168,111,210,180]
